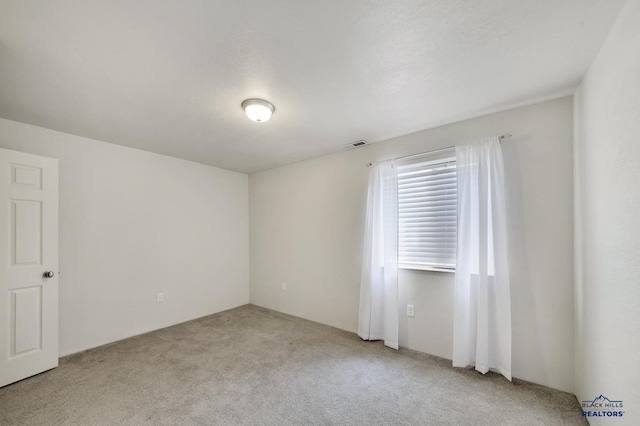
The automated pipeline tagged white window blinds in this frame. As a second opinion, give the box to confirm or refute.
[397,148,457,271]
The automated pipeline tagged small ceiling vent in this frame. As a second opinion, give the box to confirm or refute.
[342,140,368,150]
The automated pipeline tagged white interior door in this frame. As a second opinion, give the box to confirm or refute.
[0,147,58,388]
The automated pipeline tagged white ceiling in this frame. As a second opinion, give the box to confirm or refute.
[0,1,624,173]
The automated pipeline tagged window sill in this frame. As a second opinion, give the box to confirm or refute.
[398,264,455,273]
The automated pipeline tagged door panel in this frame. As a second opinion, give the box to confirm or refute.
[0,148,58,388]
[11,286,42,356]
[11,200,43,266]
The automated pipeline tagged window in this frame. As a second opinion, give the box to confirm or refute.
[397,148,457,272]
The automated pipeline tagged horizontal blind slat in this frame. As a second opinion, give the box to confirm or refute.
[397,154,457,270]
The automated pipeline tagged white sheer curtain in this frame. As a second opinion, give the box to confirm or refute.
[453,138,511,380]
[358,160,399,349]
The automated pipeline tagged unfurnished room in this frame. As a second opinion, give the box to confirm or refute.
[0,1,639,425]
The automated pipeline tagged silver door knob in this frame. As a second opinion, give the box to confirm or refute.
[43,271,55,278]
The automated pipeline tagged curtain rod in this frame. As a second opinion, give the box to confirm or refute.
[366,133,512,167]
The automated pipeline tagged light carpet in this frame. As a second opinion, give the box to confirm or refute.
[0,304,586,425]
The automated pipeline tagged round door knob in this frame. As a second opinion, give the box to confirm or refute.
[43,271,55,278]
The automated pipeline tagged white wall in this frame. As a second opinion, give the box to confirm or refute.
[574,0,640,423]
[250,97,575,392]
[0,118,250,356]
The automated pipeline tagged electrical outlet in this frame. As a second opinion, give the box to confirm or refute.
[281,282,287,291]
[156,292,164,303]
[407,304,415,317]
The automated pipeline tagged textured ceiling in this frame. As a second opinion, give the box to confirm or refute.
[0,1,624,173]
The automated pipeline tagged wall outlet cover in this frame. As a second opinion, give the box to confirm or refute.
[407,304,415,317]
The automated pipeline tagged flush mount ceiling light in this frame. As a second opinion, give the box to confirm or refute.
[241,98,275,123]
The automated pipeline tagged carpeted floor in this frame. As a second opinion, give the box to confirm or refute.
[0,304,586,426]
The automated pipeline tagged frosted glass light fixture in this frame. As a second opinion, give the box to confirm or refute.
[241,98,275,123]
